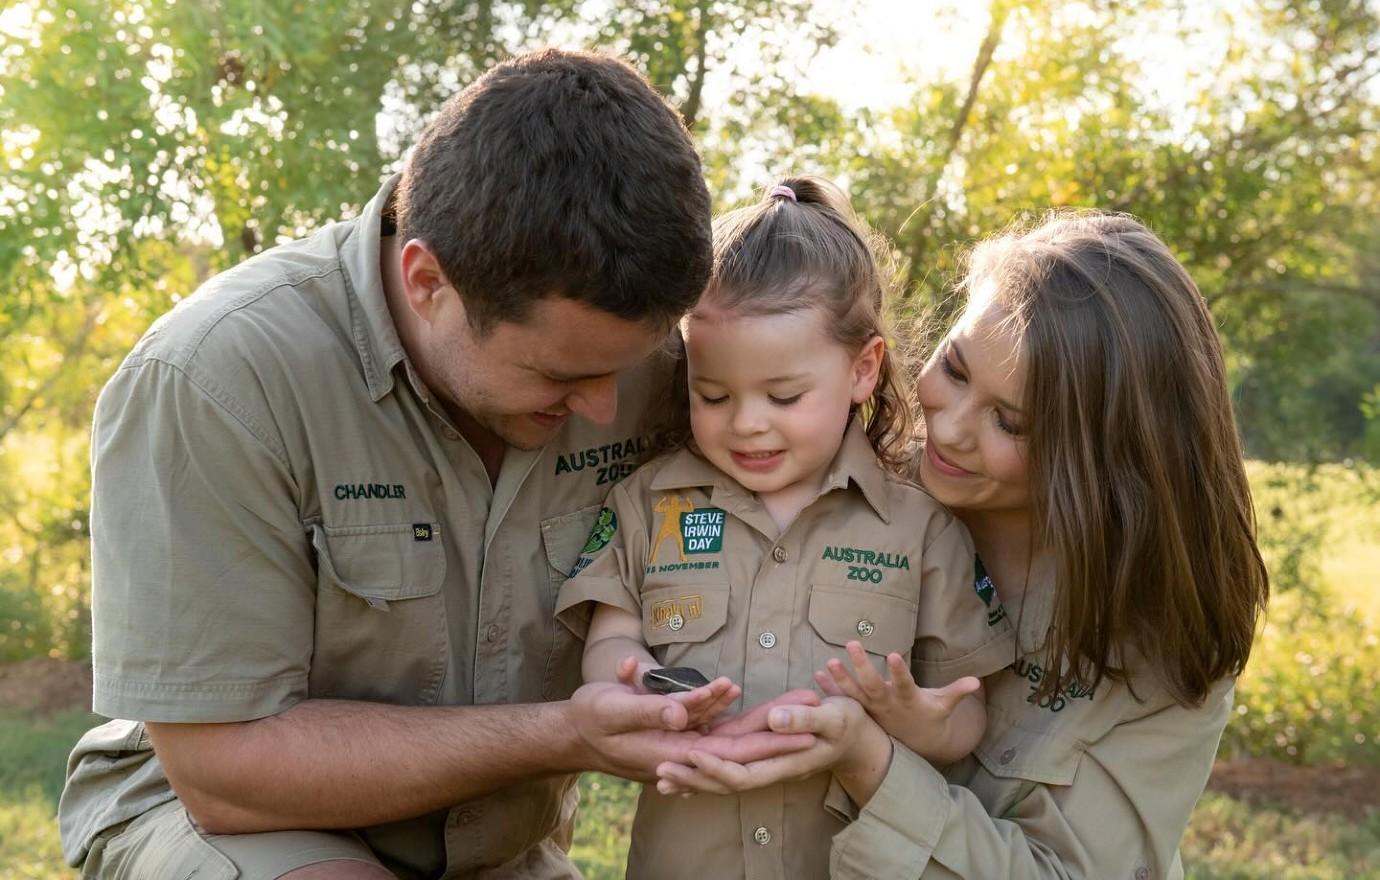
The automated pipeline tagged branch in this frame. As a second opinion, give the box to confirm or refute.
[679,0,712,130]
[938,0,1009,173]
[0,304,100,444]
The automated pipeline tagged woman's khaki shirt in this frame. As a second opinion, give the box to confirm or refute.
[828,559,1234,880]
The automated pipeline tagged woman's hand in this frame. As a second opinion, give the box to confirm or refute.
[654,694,894,806]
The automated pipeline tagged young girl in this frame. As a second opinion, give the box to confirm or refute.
[555,177,1015,880]
[654,211,1271,880]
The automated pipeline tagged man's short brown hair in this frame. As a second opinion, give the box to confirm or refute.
[396,49,712,332]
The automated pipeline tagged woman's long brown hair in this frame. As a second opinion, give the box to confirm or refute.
[969,210,1269,706]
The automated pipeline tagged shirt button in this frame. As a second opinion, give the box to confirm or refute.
[999,747,1016,765]
[1134,868,1149,880]
[758,632,777,649]
[752,826,771,845]
[772,546,788,563]
[856,619,875,637]
[485,624,500,642]
[668,613,685,631]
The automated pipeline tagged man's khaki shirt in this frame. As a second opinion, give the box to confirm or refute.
[555,421,1015,880]
[59,176,663,878]
[829,558,1235,880]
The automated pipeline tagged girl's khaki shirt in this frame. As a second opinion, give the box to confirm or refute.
[828,562,1234,880]
[556,422,1016,880]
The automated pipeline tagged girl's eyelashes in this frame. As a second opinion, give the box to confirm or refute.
[693,391,804,405]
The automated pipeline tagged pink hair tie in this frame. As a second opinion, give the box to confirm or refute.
[768,184,797,203]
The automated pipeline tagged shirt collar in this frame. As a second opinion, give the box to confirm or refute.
[648,418,893,523]
[339,174,408,402]
[819,417,893,523]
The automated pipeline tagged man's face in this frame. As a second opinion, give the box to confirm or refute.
[419,292,668,450]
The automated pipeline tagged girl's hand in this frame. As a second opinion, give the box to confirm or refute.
[817,642,979,745]
[615,655,741,730]
[654,695,893,805]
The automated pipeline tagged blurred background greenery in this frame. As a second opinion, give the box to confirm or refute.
[0,0,1376,876]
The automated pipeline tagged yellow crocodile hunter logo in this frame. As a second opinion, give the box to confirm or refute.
[650,493,696,563]
[651,595,704,629]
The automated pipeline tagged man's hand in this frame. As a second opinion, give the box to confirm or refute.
[567,681,814,782]
[613,655,742,730]
[817,641,980,749]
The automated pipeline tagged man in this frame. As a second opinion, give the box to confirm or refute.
[59,50,809,879]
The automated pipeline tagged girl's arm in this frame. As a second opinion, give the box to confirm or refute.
[583,603,659,685]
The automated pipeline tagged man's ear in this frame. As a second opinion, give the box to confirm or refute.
[398,239,457,325]
[850,335,886,404]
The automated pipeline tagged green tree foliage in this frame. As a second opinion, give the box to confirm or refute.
[702,1,1380,459]
[0,0,1377,661]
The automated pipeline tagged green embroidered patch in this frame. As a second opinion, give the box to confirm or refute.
[581,508,618,554]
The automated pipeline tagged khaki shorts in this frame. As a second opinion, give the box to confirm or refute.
[80,798,384,880]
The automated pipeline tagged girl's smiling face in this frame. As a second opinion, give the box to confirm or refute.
[683,303,882,506]
[916,291,1033,515]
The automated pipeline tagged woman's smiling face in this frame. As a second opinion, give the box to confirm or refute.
[915,289,1033,515]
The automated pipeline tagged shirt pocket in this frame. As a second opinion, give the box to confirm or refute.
[808,585,918,676]
[540,504,604,699]
[308,521,448,705]
[641,583,731,674]
[971,715,1087,817]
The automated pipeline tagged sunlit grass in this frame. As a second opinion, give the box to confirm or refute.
[0,709,100,880]
[1182,792,1380,879]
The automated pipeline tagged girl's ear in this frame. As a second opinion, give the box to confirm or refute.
[850,335,886,404]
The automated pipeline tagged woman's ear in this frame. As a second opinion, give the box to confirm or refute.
[850,335,886,404]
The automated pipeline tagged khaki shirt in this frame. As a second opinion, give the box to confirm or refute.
[829,558,1234,880]
[59,175,666,878]
[555,421,1015,880]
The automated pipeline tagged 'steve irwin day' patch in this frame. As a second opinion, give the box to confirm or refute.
[679,507,725,554]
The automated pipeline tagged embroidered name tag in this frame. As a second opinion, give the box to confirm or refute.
[651,595,704,628]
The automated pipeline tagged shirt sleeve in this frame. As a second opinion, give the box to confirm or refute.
[554,477,650,638]
[89,355,315,722]
[911,515,1016,687]
[830,679,1235,880]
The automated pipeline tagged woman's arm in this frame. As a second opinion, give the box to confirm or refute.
[659,680,1234,880]
[831,679,1235,880]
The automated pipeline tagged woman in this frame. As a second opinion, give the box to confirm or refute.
[655,211,1269,879]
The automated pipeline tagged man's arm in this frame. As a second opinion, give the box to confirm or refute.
[151,683,812,834]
